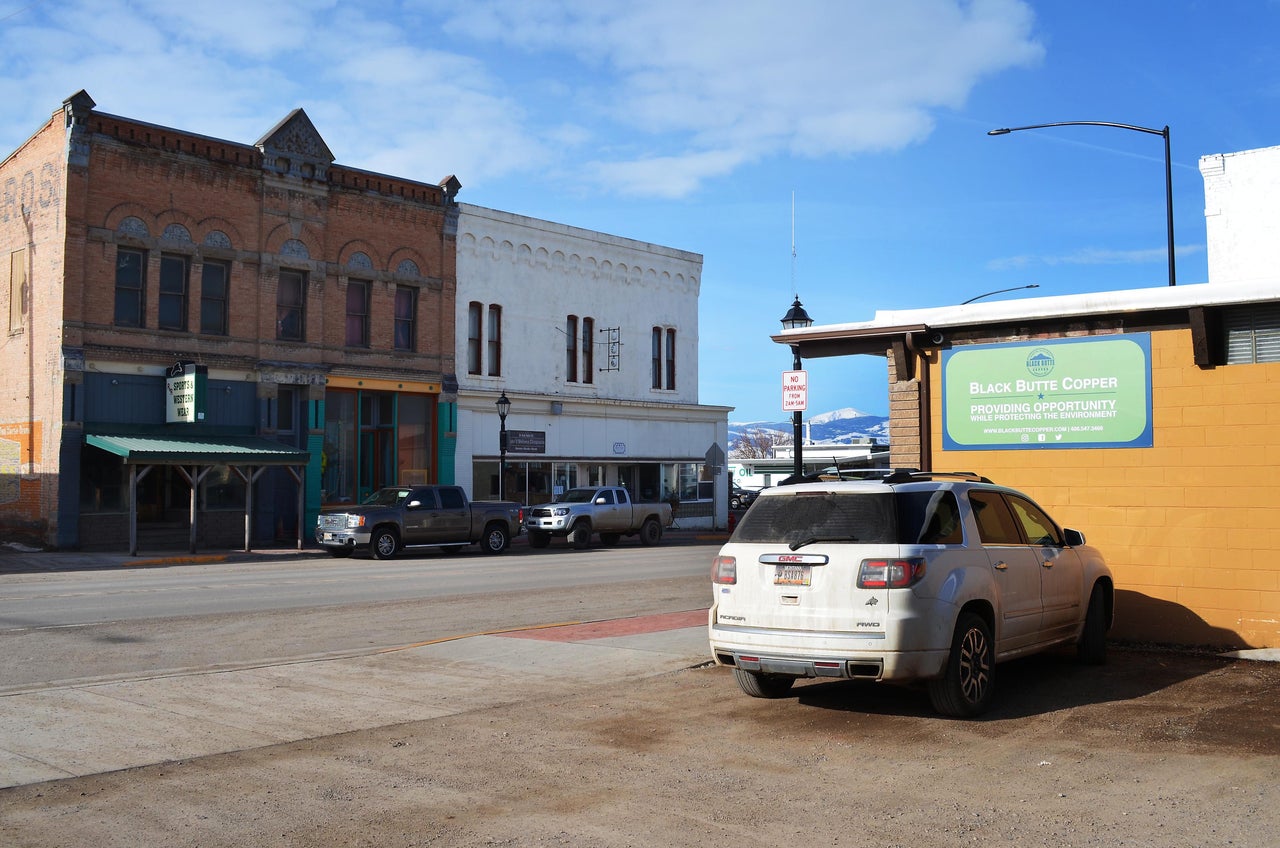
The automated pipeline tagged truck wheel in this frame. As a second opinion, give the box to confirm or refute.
[481,523,510,554]
[928,612,994,717]
[639,517,662,546]
[569,520,592,549]
[529,531,550,549]
[370,527,400,560]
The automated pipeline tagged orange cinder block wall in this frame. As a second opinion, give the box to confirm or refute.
[931,328,1280,649]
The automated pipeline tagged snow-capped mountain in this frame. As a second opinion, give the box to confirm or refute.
[729,407,889,452]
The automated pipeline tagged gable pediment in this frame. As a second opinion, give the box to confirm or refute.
[255,108,334,169]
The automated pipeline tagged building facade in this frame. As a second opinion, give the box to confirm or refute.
[453,204,731,529]
[772,144,1280,649]
[1,92,458,550]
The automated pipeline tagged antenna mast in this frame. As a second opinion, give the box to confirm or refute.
[790,191,797,299]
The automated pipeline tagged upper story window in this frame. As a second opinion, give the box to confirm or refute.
[158,254,189,331]
[1225,304,1280,364]
[566,315,579,382]
[114,247,146,328]
[394,285,417,351]
[467,301,503,376]
[200,260,229,335]
[9,248,27,332]
[487,305,502,376]
[666,327,677,390]
[345,279,370,347]
[652,327,662,389]
[652,326,677,390]
[468,301,483,374]
[276,268,306,341]
[566,315,596,384]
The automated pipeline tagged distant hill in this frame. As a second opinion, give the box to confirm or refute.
[729,407,889,453]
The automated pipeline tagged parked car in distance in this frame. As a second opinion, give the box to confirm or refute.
[525,486,671,549]
[709,470,1114,717]
[316,485,523,559]
[730,486,761,510]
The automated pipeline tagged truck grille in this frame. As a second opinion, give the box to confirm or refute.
[318,514,348,530]
[529,507,553,518]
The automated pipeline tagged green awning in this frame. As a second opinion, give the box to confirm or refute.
[86,434,310,466]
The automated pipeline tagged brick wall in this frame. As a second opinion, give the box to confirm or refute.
[931,327,1280,648]
[0,112,67,543]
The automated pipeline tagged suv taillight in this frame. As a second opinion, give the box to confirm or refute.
[712,555,737,585]
[857,557,926,589]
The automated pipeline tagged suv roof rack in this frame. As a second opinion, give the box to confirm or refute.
[882,469,993,485]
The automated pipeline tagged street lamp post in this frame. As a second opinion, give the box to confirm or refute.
[495,391,511,500]
[781,296,814,480]
[988,121,1176,287]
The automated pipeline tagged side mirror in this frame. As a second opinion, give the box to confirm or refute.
[1063,528,1086,547]
[595,497,607,505]
[406,500,422,510]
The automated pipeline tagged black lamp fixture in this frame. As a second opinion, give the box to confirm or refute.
[495,391,511,500]
[780,297,814,479]
[988,121,1175,287]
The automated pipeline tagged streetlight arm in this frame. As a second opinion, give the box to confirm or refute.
[988,119,1175,287]
[989,121,1167,138]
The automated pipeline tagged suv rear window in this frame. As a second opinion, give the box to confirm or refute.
[732,491,898,545]
[731,488,963,546]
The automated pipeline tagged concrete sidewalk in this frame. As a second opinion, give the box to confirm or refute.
[0,610,711,789]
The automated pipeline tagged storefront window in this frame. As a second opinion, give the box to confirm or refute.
[200,464,246,509]
[397,394,432,484]
[323,391,358,503]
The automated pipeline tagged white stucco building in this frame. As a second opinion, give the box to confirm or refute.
[452,204,732,529]
[1200,144,1280,287]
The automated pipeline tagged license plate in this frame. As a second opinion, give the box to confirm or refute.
[323,532,335,541]
[774,564,811,586]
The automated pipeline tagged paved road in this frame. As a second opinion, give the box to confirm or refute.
[0,538,720,790]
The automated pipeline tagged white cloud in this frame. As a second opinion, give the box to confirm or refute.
[0,0,1043,198]
[435,0,1044,192]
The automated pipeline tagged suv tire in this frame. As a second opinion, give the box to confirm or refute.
[1077,585,1108,665]
[733,668,795,698]
[929,612,994,717]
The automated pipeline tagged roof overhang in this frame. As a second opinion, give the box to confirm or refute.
[86,434,310,466]
[771,280,1280,360]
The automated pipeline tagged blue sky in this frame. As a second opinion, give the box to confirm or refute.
[3,1,1277,422]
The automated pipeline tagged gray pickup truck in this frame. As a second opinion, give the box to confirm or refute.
[315,485,523,559]
[524,485,672,549]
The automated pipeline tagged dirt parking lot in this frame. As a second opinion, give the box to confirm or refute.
[3,645,1279,847]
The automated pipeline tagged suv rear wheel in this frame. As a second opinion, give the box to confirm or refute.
[1077,585,1108,665]
[733,668,795,698]
[928,612,994,717]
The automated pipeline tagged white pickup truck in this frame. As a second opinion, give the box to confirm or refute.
[524,486,672,549]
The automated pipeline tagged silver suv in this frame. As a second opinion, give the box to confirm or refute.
[708,471,1114,716]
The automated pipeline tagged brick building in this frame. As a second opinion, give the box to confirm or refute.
[1,91,458,551]
[773,143,1280,649]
